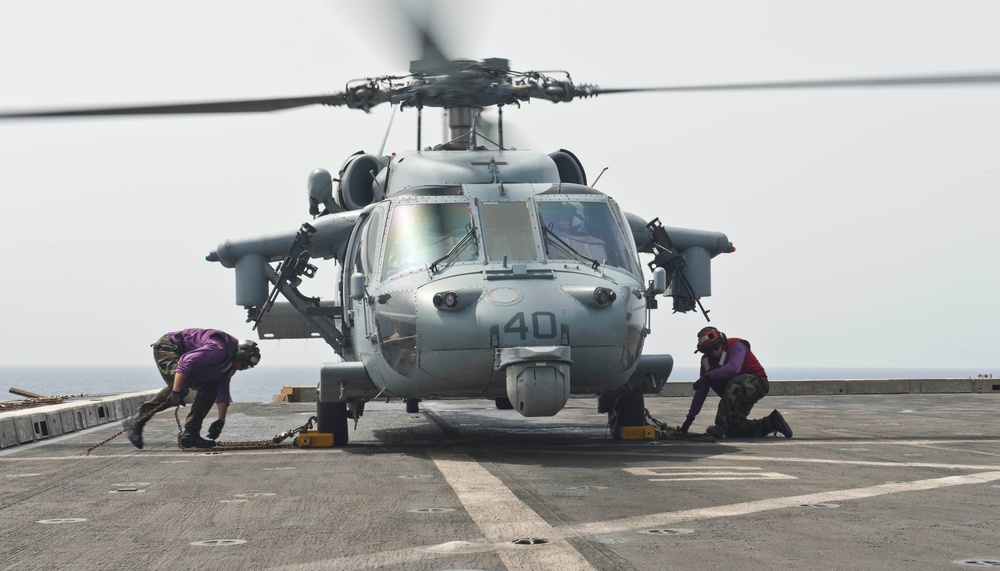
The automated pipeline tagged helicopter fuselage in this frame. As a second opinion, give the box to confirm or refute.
[339,178,648,415]
[210,147,731,438]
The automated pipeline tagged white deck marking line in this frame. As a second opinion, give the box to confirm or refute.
[568,471,1000,537]
[429,450,597,571]
[625,465,797,482]
[708,454,1000,470]
[709,438,1000,447]
[905,442,1000,457]
[648,474,797,482]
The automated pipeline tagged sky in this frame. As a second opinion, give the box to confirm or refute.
[0,0,998,371]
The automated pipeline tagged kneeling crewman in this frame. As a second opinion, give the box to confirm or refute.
[679,326,792,439]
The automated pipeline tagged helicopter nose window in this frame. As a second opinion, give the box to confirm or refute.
[381,202,477,280]
[537,200,638,274]
[479,202,541,262]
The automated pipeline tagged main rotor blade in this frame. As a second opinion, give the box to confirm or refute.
[398,0,454,75]
[0,93,350,119]
[591,71,1000,96]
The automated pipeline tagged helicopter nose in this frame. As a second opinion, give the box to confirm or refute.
[413,280,636,387]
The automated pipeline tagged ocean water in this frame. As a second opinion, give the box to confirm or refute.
[1,365,995,403]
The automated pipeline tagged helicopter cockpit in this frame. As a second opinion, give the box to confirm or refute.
[371,184,640,284]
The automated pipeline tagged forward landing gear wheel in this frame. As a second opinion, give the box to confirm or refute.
[406,398,420,413]
[608,390,645,439]
[495,397,514,410]
[316,401,349,446]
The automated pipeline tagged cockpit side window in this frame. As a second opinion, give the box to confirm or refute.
[381,202,476,280]
[359,210,381,275]
[478,202,541,262]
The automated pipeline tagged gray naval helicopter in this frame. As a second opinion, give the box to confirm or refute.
[201,56,738,445]
[4,41,999,446]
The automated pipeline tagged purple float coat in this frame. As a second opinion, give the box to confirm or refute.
[166,328,238,404]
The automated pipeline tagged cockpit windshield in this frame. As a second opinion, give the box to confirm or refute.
[381,202,477,280]
[537,200,638,274]
[478,202,541,262]
[379,197,638,280]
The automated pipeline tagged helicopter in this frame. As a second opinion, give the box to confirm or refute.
[3,9,999,446]
[196,54,741,445]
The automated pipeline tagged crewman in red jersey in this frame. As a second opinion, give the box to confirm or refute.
[679,326,792,439]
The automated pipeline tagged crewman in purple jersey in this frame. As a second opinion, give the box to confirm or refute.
[123,328,261,449]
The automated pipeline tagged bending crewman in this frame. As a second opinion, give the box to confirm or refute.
[123,328,261,449]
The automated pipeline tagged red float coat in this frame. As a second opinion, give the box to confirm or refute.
[687,338,767,418]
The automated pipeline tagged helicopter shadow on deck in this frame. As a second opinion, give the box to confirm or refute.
[341,405,747,469]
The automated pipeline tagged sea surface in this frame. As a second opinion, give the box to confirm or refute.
[1,365,995,403]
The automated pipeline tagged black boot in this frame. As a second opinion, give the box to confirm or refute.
[768,409,793,438]
[180,429,217,449]
[122,415,145,449]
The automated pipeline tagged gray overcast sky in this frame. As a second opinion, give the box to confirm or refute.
[0,0,997,370]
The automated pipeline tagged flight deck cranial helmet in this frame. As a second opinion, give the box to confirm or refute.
[695,326,726,354]
[236,339,261,368]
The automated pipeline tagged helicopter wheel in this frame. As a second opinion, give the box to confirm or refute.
[316,401,349,446]
[608,390,645,439]
[405,398,420,413]
[495,397,514,410]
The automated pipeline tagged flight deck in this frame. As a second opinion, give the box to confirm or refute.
[2,391,1000,570]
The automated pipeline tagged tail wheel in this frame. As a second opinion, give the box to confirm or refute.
[406,398,420,413]
[316,401,349,446]
[608,390,645,439]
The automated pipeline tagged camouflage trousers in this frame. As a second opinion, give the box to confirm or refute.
[137,335,219,433]
[714,374,770,437]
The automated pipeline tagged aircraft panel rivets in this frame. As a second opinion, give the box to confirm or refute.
[408,507,455,513]
[190,539,246,547]
[640,528,694,536]
[37,518,87,524]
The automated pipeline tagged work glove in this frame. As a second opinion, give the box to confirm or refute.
[692,375,709,392]
[207,419,225,440]
[165,390,185,407]
[679,416,694,434]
